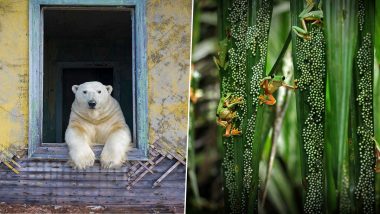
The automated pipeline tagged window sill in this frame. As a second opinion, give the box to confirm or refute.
[29,143,147,161]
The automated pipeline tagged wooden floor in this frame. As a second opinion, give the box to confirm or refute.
[0,157,185,213]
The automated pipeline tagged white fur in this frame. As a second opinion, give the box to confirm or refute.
[65,81,131,169]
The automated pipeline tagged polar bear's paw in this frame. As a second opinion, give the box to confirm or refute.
[100,151,125,169]
[69,149,96,170]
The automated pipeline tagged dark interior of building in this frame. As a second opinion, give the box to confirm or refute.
[42,8,134,144]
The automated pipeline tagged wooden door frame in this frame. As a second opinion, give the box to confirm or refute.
[29,0,148,160]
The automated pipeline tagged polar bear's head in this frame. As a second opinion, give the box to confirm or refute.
[72,81,113,110]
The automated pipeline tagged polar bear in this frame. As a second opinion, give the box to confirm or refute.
[65,81,131,169]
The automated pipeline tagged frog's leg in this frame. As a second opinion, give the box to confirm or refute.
[263,94,276,105]
[216,118,228,128]
[223,123,232,137]
[225,98,243,108]
[231,128,241,136]
[259,94,276,105]
[259,79,269,88]
[258,94,266,105]
[282,83,298,90]
[292,26,311,40]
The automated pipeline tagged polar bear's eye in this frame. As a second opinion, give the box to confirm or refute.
[98,90,101,94]
[83,90,87,94]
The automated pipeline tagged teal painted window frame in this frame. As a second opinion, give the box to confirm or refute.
[28,0,148,160]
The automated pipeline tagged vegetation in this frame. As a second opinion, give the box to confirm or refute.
[187,0,379,213]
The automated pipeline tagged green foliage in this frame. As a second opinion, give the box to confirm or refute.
[217,0,273,212]
[350,0,376,213]
[323,0,358,212]
[187,0,379,213]
[291,1,327,212]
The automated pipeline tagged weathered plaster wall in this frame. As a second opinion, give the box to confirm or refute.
[0,0,29,155]
[146,0,191,159]
[0,0,191,159]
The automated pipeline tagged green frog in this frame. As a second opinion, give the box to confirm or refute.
[259,75,298,105]
[216,93,244,137]
[292,0,323,40]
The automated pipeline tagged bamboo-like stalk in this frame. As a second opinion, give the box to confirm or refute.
[188,67,201,205]
[291,0,327,213]
[350,0,375,213]
[323,0,358,212]
[217,0,273,212]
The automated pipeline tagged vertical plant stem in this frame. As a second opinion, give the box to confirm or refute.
[323,0,358,212]
[350,0,376,213]
[291,0,327,213]
[217,0,272,212]
[188,67,201,205]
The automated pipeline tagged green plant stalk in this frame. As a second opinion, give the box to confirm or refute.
[217,0,232,212]
[291,0,327,213]
[188,69,201,205]
[290,0,306,203]
[373,1,380,211]
[350,0,375,213]
[323,0,358,212]
[217,0,273,213]
[187,1,202,205]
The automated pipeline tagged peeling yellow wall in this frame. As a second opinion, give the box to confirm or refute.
[0,0,191,159]
[146,0,191,159]
[0,0,29,154]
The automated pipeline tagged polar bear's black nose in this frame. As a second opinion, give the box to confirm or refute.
[88,100,97,108]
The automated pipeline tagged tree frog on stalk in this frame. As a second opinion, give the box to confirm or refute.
[216,93,244,137]
[259,75,298,105]
[292,0,323,40]
[213,36,230,71]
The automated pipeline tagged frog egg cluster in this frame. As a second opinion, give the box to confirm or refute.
[295,25,326,214]
[246,7,270,57]
[340,166,351,212]
[243,115,256,190]
[355,33,375,214]
[358,0,365,32]
[222,139,238,213]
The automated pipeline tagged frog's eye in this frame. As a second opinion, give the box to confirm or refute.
[271,75,274,79]
[282,76,285,80]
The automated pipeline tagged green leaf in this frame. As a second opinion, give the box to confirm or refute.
[217,0,273,212]
[292,0,328,212]
[350,0,376,212]
[323,0,358,212]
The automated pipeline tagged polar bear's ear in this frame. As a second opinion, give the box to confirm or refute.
[72,85,79,94]
[106,85,113,94]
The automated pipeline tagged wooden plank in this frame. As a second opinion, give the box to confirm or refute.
[0,178,185,189]
[153,161,181,187]
[128,158,155,177]
[152,144,186,165]
[0,163,184,176]
[29,0,43,158]
[30,146,146,161]
[137,160,154,174]
[0,171,185,182]
[0,186,184,198]
[0,196,185,206]
[127,156,166,190]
